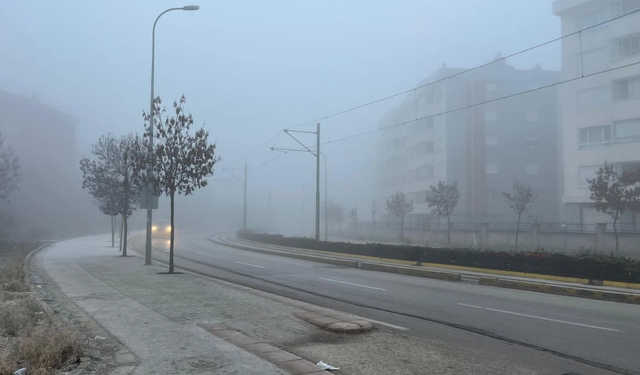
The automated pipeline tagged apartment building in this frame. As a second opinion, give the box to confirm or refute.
[553,0,640,223]
[376,61,560,224]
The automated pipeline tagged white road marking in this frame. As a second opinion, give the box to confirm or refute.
[457,303,619,332]
[236,261,266,269]
[318,277,386,291]
[366,318,409,331]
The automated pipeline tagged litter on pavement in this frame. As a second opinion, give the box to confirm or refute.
[317,361,340,371]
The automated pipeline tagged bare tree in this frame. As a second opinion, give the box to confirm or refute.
[386,191,414,240]
[96,190,120,247]
[145,95,221,274]
[587,162,640,251]
[502,180,537,249]
[426,180,460,244]
[80,133,144,255]
[0,132,21,202]
[327,201,345,235]
[348,207,358,236]
[368,199,377,238]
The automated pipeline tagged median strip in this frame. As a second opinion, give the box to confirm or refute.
[479,277,640,305]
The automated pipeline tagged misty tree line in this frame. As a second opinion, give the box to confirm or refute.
[0,131,22,233]
[80,95,220,273]
[332,163,640,251]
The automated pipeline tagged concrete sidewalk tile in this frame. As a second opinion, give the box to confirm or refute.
[243,342,280,354]
[197,322,229,332]
[109,365,136,375]
[278,359,327,375]
[256,349,301,363]
[294,311,325,321]
[214,329,262,347]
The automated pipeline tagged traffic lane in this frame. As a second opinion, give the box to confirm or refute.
[178,235,638,333]
[186,235,639,330]
[131,237,621,375]
[144,236,640,372]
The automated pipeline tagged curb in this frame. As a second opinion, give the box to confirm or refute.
[210,236,461,282]
[479,277,640,304]
[216,235,640,305]
[198,323,330,375]
[294,311,373,334]
[233,235,640,289]
[25,240,138,375]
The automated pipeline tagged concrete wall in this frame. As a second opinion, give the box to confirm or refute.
[346,222,640,257]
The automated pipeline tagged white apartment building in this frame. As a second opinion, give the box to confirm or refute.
[554,0,640,223]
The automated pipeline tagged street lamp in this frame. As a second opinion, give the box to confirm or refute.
[144,5,200,265]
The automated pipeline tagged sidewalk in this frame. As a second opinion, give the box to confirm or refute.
[32,235,617,375]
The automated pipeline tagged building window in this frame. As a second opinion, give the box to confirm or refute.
[578,125,612,148]
[486,189,499,201]
[612,0,640,17]
[578,166,601,188]
[525,111,539,122]
[485,111,497,121]
[525,139,539,148]
[486,163,498,174]
[613,34,640,60]
[614,118,640,142]
[613,76,640,101]
[485,122,497,135]
[526,164,540,175]
[417,165,434,180]
[485,136,498,147]
[577,86,610,111]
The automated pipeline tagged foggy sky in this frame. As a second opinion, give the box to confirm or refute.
[0,1,562,234]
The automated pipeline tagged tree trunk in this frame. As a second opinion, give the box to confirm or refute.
[353,220,356,236]
[338,221,341,235]
[169,191,175,274]
[447,215,451,245]
[613,211,619,251]
[111,215,115,247]
[515,212,522,249]
[400,215,404,240]
[122,214,128,256]
[119,215,123,252]
[371,216,375,239]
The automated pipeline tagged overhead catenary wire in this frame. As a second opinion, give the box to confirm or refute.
[234,8,640,170]
[318,60,640,146]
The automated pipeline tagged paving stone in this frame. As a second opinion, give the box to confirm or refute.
[278,359,327,375]
[256,349,301,363]
[243,342,280,354]
[307,316,341,328]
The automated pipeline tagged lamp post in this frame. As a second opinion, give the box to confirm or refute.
[144,5,200,265]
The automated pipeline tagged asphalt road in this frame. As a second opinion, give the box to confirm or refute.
[130,232,640,374]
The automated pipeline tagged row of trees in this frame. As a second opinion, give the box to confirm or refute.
[332,179,535,248]
[337,162,640,251]
[80,95,220,273]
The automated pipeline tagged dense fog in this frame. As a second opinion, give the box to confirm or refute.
[0,1,638,244]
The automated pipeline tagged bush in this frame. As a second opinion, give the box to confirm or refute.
[237,230,640,283]
[17,323,79,374]
[1,258,28,293]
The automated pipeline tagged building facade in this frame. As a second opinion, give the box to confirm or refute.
[377,61,560,224]
[553,0,640,224]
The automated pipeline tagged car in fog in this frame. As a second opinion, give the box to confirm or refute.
[152,220,172,238]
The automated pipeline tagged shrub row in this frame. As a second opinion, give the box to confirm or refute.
[237,231,640,283]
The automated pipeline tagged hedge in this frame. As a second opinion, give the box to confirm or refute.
[237,231,640,283]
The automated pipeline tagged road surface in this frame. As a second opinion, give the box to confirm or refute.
[129,232,640,374]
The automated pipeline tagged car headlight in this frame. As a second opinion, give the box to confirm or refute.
[166,226,171,232]
[152,226,158,231]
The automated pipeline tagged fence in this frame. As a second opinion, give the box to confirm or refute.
[377,221,638,233]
